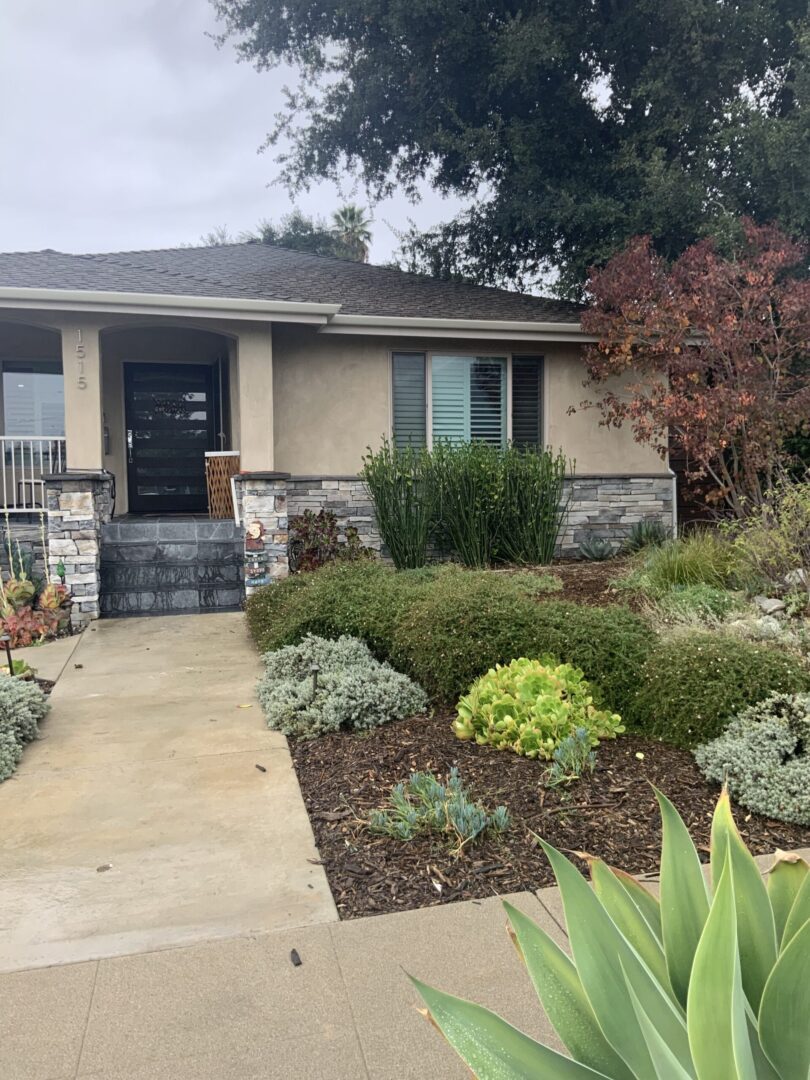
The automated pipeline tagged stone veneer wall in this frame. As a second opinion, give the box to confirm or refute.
[234,473,290,597]
[558,474,675,556]
[45,472,114,628]
[287,477,382,552]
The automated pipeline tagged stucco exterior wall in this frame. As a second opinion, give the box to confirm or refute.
[272,325,391,475]
[543,342,663,474]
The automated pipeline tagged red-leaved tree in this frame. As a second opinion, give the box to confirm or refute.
[581,221,810,518]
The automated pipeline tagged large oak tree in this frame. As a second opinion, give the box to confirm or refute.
[212,0,809,296]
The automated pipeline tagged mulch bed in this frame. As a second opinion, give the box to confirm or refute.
[549,557,638,607]
[290,713,810,920]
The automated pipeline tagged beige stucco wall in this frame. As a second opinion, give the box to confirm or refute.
[544,341,664,474]
[0,313,668,511]
[272,325,391,475]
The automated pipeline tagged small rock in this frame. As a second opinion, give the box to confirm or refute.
[754,596,786,616]
[784,568,808,588]
[290,948,302,967]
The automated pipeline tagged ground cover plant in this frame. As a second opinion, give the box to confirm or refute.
[628,632,810,748]
[413,789,810,1078]
[696,692,810,827]
[367,767,509,855]
[257,633,427,738]
[0,676,49,781]
[454,658,623,760]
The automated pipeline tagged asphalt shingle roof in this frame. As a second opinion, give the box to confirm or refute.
[0,244,581,324]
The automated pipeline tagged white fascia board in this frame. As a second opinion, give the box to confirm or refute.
[0,287,340,324]
[319,312,592,341]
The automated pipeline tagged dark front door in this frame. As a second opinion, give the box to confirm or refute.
[124,363,216,514]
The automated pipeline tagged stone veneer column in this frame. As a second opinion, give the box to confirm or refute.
[234,472,290,595]
[44,472,114,629]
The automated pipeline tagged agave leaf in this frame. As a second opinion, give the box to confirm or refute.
[622,960,695,1079]
[590,859,674,999]
[780,867,810,950]
[541,840,691,1079]
[687,857,757,1080]
[655,788,710,1008]
[758,917,810,1080]
[710,789,777,1011]
[766,852,808,949]
[503,901,635,1080]
[610,865,663,942]
[409,975,611,1078]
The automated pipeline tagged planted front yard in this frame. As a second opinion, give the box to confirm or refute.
[247,472,810,921]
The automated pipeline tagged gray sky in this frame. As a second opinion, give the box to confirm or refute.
[0,0,461,262]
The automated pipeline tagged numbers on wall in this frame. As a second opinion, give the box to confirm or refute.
[75,328,87,389]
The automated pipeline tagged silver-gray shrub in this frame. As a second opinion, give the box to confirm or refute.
[0,677,49,781]
[694,691,810,826]
[258,633,428,738]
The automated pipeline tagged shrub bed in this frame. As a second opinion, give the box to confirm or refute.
[695,692,810,826]
[628,633,810,747]
[0,676,49,781]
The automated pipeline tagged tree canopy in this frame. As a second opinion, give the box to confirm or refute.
[198,205,372,260]
[581,221,810,516]
[212,0,809,297]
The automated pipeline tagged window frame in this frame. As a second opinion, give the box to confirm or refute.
[389,348,546,450]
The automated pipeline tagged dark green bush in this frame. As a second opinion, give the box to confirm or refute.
[628,633,810,748]
[390,570,650,711]
[246,561,441,659]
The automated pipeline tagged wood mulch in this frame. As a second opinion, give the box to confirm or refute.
[290,713,810,920]
[547,557,638,607]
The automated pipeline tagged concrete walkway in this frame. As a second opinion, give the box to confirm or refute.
[0,614,336,973]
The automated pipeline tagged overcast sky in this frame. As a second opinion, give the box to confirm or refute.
[0,0,461,262]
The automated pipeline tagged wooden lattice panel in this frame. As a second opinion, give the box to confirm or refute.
[205,452,241,519]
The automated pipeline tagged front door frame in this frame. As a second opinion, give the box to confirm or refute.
[123,361,217,514]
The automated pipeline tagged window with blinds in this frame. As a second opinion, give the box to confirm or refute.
[511,355,544,448]
[432,355,506,445]
[391,352,427,448]
[391,352,540,449]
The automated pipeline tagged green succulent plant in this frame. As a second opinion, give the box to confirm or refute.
[454,658,623,761]
[412,789,810,1078]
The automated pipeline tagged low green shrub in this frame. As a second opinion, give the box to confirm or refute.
[654,583,742,622]
[367,766,509,854]
[454,658,623,760]
[257,634,427,738]
[246,561,436,658]
[628,632,810,747]
[0,676,49,782]
[642,531,737,593]
[391,571,650,710]
[694,692,810,825]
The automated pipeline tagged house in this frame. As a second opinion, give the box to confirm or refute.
[0,244,674,624]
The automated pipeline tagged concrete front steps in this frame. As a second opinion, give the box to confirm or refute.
[99,518,244,616]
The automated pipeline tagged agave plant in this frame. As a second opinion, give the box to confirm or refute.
[412,789,810,1078]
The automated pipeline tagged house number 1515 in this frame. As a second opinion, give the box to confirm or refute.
[75,328,87,389]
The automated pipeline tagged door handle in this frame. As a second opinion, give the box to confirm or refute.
[127,429,133,463]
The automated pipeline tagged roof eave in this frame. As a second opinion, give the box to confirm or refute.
[318,312,591,342]
[0,287,340,325]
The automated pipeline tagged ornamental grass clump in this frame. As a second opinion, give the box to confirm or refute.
[454,658,623,760]
[695,692,810,826]
[367,767,509,855]
[257,633,427,738]
[412,789,810,1078]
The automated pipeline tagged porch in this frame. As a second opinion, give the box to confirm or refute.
[0,316,286,625]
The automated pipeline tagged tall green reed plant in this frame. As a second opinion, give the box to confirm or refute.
[432,440,504,568]
[498,446,571,565]
[361,440,436,569]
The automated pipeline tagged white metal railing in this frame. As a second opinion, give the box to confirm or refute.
[0,437,66,512]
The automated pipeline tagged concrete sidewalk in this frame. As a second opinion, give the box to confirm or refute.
[0,889,564,1080]
[0,614,336,973]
